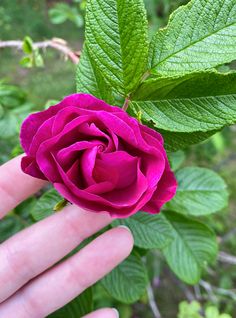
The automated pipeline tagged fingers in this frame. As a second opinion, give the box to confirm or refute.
[0,227,133,318]
[0,155,47,218]
[82,308,119,318]
[0,204,112,302]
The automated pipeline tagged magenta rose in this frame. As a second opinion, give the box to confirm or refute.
[20,94,177,218]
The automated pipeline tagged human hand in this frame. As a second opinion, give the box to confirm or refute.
[0,156,134,318]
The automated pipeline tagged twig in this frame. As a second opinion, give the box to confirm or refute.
[194,285,202,300]
[0,38,80,64]
[218,251,236,265]
[220,228,236,243]
[199,280,218,303]
[199,280,236,301]
[147,284,162,318]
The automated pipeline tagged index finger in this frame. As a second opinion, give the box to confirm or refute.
[0,155,47,218]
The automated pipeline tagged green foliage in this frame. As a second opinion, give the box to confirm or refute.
[0,82,34,138]
[20,36,44,68]
[162,212,218,284]
[76,45,115,104]
[0,197,36,243]
[130,72,236,146]
[178,301,232,318]
[113,213,173,249]
[75,0,236,296]
[49,2,84,28]
[168,150,185,171]
[101,253,148,303]
[166,167,229,216]
[2,0,236,316]
[31,188,62,221]
[85,0,149,95]
[149,0,236,75]
[178,301,202,318]
[49,288,93,318]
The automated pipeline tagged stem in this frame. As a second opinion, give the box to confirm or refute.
[147,284,162,318]
[122,96,130,111]
[218,251,236,265]
[199,280,236,301]
[0,39,80,64]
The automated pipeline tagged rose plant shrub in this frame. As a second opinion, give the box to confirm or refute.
[20,94,177,218]
[8,0,236,315]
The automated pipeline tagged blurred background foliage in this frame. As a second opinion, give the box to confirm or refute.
[0,1,236,317]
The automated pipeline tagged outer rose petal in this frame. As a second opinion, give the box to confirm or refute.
[143,170,177,213]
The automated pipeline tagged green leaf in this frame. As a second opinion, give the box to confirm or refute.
[49,4,69,24]
[20,56,33,68]
[49,288,93,318]
[22,36,33,54]
[162,211,218,284]
[101,254,148,304]
[131,71,236,133]
[85,0,149,94]
[149,0,236,75]
[160,129,219,152]
[0,113,18,138]
[166,167,229,216]
[33,52,44,67]
[31,189,62,221]
[76,45,115,104]
[0,216,24,243]
[113,212,173,249]
[168,150,185,171]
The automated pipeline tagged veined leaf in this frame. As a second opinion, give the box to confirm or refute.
[131,71,236,133]
[76,45,115,104]
[162,211,218,284]
[113,212,173,249]
[166,167,228,215]
[85,0,149,95]
[160,129,219,151]
[101,254,148,304]
[149,0,236,75]
[31,189,62,221]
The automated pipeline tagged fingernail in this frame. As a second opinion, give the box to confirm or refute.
[112,308,119,317]
[117,225,131,233]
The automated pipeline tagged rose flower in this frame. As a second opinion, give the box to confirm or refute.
[20,94,177,218]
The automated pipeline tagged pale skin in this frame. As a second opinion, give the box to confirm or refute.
[0,156,134,318]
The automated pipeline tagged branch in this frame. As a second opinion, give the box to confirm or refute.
[0,38,80,64]
[147,284,162,318]
[218,251,236,265]
[199,280,236,301]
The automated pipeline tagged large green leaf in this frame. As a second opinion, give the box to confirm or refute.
[76,45,115,104]
[49,288,93,318]
[162,211,218,284]
[131,71,236,133]
[85,0,149,95]
[160,129,219,152]
[101,254,148,304]
[149,0,236,75]
[166,167,228,216]
[113,212,172,249]
[31,189,61,221]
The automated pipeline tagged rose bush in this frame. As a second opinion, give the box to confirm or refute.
[20,94,177,218]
